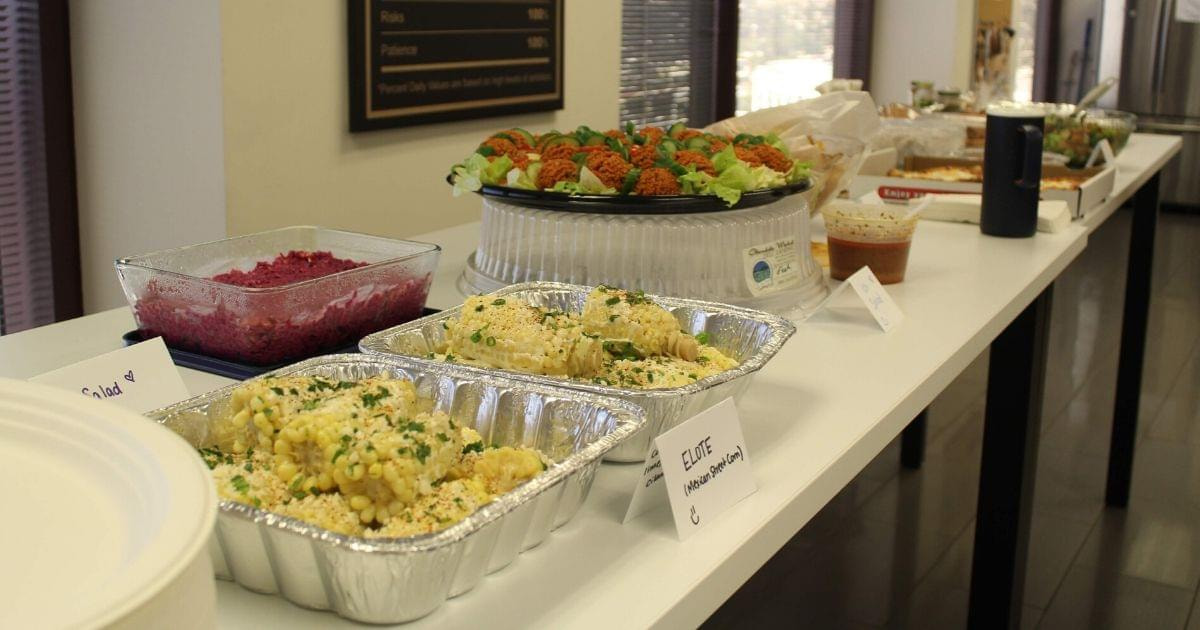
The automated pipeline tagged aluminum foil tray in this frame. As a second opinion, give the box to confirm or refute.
[146,354,644,624]
[359,282,796,462]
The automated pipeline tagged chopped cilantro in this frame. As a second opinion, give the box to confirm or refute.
[414,443,431,464]
[625,290,651,305]
[289,387,299,396]
[688,373,699,380]
[605,296,621,306]
[301,399,319,411]
[436,432,450,442]
[361,386,391,408]
[403,420,426,433]
[243,460,253,472]
[475,304,484,312]
[230,475,250,494]
[492,298,506,306]
[609,314,619,322]
[270,386,285,396]
[485,336,496,346]
[444,354,456,363]
[462,441,484,454]
[470,329,483,343]
[252,497,262,508]
[695,331,710,345]
[696,356,710,364]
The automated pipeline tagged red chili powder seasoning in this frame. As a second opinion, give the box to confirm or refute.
[133,250,430,365]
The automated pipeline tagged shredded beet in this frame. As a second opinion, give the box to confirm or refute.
[132,250,430,365]
[211,251,368,288]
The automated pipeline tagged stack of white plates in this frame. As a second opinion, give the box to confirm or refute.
[0,379,216,629]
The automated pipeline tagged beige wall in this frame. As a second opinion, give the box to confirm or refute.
[871,0,975,105]
[70,0,227,312]
[220,0,621,239]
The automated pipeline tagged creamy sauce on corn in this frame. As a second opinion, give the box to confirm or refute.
[201,376,548,537]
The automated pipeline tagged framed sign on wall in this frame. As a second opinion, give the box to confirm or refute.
[348,0,564,132]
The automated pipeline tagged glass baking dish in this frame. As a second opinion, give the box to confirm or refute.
[115,226,440,365]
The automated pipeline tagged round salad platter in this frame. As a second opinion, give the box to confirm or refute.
[450,176,813,214]
[0,378,217,629]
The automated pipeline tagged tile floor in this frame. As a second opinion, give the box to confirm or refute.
[704,209,1200,629]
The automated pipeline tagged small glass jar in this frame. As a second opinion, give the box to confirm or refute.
[937,88,964,112]
[910,81,936,109]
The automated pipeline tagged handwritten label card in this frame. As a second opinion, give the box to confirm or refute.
[623,446,669,523]
[805,266,904,332]
[30,337,190,413]
[647,398,757,540]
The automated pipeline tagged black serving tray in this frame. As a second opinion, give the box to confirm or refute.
[448,175,811,214]
[123,307,440,381]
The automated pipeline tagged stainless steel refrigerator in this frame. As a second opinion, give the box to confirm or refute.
[1118,0,1200,209]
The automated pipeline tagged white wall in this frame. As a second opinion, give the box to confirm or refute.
[70,0,227,313]
[220,1,621,240]
[871,0,976,104]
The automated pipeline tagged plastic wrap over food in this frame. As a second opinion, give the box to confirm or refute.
[705,92,879,213]
[867,117,969,162]
[360,282,796,462]
[146,354,644,624]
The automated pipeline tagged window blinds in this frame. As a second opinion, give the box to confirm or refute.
[0,0,57,334]
[620,0,717,128]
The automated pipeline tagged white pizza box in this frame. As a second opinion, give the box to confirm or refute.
[849,155,1115,219]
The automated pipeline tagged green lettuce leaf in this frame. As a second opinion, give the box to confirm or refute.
[786,160,813,184]
[749,165,787,190]
[578,166,616,194]
[483,155,514,184]
[711,144,740,173]
[450,153,491,196]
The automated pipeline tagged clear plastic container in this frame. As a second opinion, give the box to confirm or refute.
[115,226,440,365]
[462,196,829,315]
[821,201,919,284]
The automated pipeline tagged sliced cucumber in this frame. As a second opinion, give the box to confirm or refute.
[604,136,630,161]
[685,136,711,151]
[667,122,687,139]
[658,139,679,157]
[621,168,641,194]
[582,133,607,147]
[476,145,496,156]
[542,135,582,150]
[509,128,535,146]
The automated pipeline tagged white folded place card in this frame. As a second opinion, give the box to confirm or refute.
[915,194,1070,233]
[623,398,757,540]
[30,337,190,413]
[805,266,903,332]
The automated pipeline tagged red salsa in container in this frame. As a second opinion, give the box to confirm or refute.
[827,237,913,284]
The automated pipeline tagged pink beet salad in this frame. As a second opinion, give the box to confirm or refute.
[211,250,368,288]
[133,250,430,365]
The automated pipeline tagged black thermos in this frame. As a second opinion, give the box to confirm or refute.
[980,107,1044,237]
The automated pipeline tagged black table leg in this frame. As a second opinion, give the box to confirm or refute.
[900,409,928,469]
[1105,173,1161,508]
[968,286,1053,630]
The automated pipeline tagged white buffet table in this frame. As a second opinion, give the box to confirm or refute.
[0,134,1181,629]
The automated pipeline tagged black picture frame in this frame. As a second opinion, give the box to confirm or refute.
[348,0,565,132]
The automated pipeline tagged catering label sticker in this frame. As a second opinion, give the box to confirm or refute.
[743,237,802,296]
[805,266,903,332]
[30,337,190,413]
[654,398,757,540]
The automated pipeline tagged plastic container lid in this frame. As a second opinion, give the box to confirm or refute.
[0,379,216,628]
[821,201,920,243]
